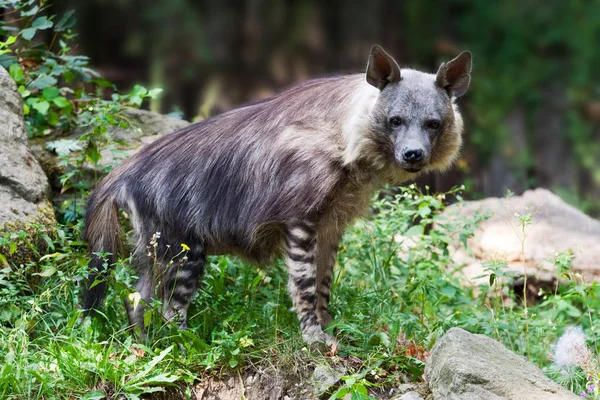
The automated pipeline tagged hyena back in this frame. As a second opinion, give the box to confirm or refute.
[83,45,471,344]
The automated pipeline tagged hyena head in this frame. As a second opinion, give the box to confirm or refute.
[364,45,471,177]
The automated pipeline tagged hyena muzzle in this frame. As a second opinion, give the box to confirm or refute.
[82,45,471,344]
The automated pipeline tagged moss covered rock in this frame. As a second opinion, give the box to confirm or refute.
[0,66,57,264]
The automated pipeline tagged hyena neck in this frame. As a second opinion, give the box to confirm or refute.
[340,77,380,166]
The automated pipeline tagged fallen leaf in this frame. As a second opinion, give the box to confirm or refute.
[131,345,145,358]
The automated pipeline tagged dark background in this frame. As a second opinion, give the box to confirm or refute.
[51,0,600,215]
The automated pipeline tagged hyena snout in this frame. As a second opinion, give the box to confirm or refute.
[396,145,429,172]
[402,148,424,163]
[394,133,431,172]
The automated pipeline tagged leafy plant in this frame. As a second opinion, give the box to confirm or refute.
[0,0,162,224]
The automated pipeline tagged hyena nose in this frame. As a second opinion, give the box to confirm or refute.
[402,148,424,163]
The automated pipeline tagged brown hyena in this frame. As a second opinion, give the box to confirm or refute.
[83,45,472,344]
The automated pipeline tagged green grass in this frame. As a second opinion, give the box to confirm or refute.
[1,186,599,399]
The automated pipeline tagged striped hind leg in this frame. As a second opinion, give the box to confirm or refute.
[285,221,335,345]
[316,237,340,327]
[161,242,205,329]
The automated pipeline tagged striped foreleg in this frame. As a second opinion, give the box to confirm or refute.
[316,239,339,327]
[285,221,335,345]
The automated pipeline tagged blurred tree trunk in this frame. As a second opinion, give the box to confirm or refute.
[533,86,575,190]
[480,108,528,197]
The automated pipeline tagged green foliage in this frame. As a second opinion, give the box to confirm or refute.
[3,183,599,398]
[451,0,600,160]
[329,373,376,400]
[0,1,161,223]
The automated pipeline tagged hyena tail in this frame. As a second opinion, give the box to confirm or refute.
[82,183,123,316]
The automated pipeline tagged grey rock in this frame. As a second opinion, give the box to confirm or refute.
[0,67,49,204]
[310,364,347,395]
[444,188,600,286]
[30,107,191,189]
[87,107,191,168]
[0,66,54,234]
[397,392,424,400]
[391,383,431,400]
[424,328,578,400]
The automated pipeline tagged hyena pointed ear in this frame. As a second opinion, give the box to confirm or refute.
[436,51,472,98]
[366,45,401,90]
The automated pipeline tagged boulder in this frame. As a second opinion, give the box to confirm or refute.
[84,107,191,169]
[424,328,578,400]
[391,383,430,400]
[30,107,191,190]
[0,66,56,263]
[444,189,600,288]
[310,364,347,396]
[396,393,425,400]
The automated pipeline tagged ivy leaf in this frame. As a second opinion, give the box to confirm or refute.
[42,87,59,100]
[29,75,57,90]
[86,146,102,164]
[32,16,54,30]
[20,28,37,41]
[55,10,76,32]
[52,96,71,108]
[46,139,82,156]
[128,84,148,106]
[18,85,31,98]
[21,15,54,40]
[32,100,50,115]
[8,63,24,83]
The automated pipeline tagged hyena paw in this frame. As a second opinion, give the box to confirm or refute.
[163,308,187,330]
[302,325,336,346]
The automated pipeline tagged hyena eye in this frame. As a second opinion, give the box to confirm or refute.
[389,117,404,127]
[425,120,442,130]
